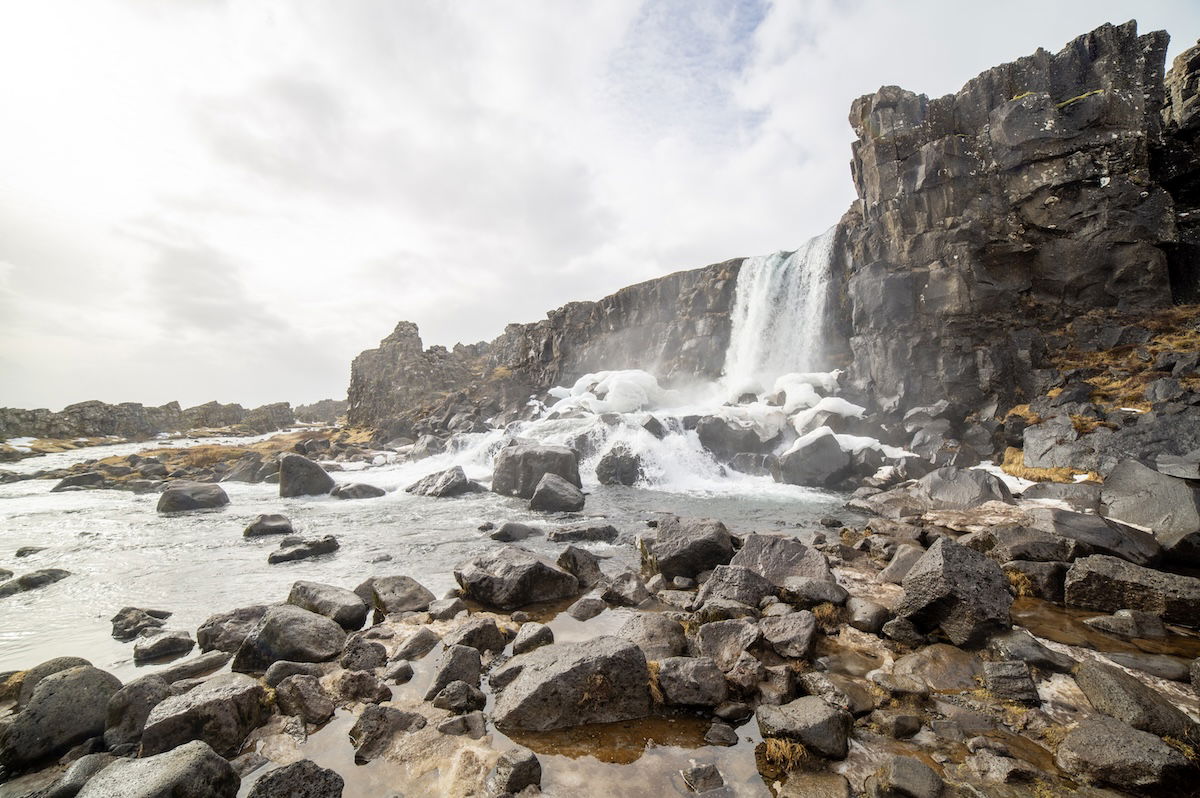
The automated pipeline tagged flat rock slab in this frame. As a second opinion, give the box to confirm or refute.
[1064,554,1200,625]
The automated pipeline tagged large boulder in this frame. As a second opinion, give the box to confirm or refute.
[693,565,774,608]
[615,613,687,660]
[454,546,578,609]
[756,696,853,759]
[1074,660,1198,738]
[76,740,239,798]
[197,605,268,653]
[278,454,335,498]
[772,428,852,487]
[915,467,1013,510]
[157,482,230,513]
[695,618,760,671]
[355,575,436,615]
[1064,555,1200,625]
[491,444,581,499]
[639,516,734,579]
[405,465,481,498]
[492,637,651,731]
[243,514,293,537]
[0,568,71,599]
[529,473,585,512]
[697,415,774,462]
[729,534,833,586]
[0,665,122,768]
[104,676,171,750]
[1054,715,1188,792]
[330,482,386,500]
[894,538,1013,646]
[1100,459,1200,564]
[656,657,728,707]
[286,581,368,630]
[232,605,347,672]
[595,444,644,486]
[140,673,267,757]
[268,535,339,564]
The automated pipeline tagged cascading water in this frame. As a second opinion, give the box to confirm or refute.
[722,226,837,395]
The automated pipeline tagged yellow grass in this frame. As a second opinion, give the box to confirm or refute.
[1000,447,1101,485]
[761,738,812,772]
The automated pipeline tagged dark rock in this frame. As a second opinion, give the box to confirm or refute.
[278,454,335,497]
[596,444,644,486]
[895,538,1013,646]
[1100,459,1200,564]
[405,466,478,498]
[491,444,581,499]
[879,544,926,584]
[330,482,385,500]
[698,415,775,462]
[392,627,439,661]
[657,657,728,707]
[423,645,482,701]
[197,605,268,653]
[492,636,650,731]
[772,429,851,487]
[529,472,585,512]
[43,752,116,798]
[680,763,725,793]
[340,638,387,671]
[485,749,542,795]
[232,605,347,672]
[140,672,267,757]
[760,611,817,659]
[1001,560,1067,602]
[242,514,293,537]
[0,665,121,768]
[1054,715,1187,792]
[1083,608,1167,639]
[846,597,888,633]
[693,565,773,609]
[110,606,169,641]
[442,617,507,654]
[436,711,485,738]
[1105,652,1192,682]
[51,471,106,492]
[264,661,326,688]
[432,680,486,714]
[756,696,852,759]
[615,613,687,660]
[490,521,541,542]
[426,597,466,621]
[695,618,759,671]
[1074,659,1197,737]
[704,721,738,746]
[548,523,618,543]
[133,630,196,662]
[556,545,604,588]
[640,515,734,579]
[866,756,943,798]
[287,581,367,630]
[916,467,1013,509]
[103,676,170,750]
[332,670,391,704]
[729,533,832,586]
[274,675,334,725]
[157,482,230,513]
[986,629,1075,673]
[601,571,651,606]
[513,622,553,655]
[356,575,436,615]
[348,704,426,764]
[245,759,344,798]
[268,535,339,564]
[1064,554,1200,624]
[983,661,1039,704]
[454,546,578,609]
[0,568,72,599]
[777,576,848,608]
[75,740,240,798]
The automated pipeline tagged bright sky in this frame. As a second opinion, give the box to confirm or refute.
[1,0,1197,410]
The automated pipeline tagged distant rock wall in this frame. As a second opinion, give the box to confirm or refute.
[0,399,296,441]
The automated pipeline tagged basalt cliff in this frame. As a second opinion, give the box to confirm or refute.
[348,21,1200,444]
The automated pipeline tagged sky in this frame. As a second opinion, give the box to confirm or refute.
[1,1,1198,411]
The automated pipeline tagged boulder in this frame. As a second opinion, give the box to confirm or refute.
[894,538,1013,646]
[693,564,774,608]
[615,613,687,660]
[0,568,71,599]
[490,521,541,542]
[405,466,480,498]
[1084,608,1167,639]
[888,644,982,693]
[1074,660,1197,738]
[1100,459,1200,564]
[1064,555,1200,625]
[656,657,727,706]
[0,665,121,768]
[492,637,651,731]
[454,546,578,609]
[197,605,268,653]
[43,752,116,798]
[442,617,507,654]
[246,759,343,798]
[866,756,943,798]
[491,444,581,499]
[157,482,230,513]
[274,675,335,725]
[76,740,239,798]
[485,749,542,796]
[330,482,386,500]
[879,544,926,584]
[915,467,1013,510]
[986,629,1075,673]
[267,536,339,564]
[348,705,426,764]
[697,415,773,462]
[104,676,171,749]
[1054,715,1187,792]
[982,661,1039,704]
[548,523,618,543]
[242,514,293,537]
[232,605,347,672]
[695,618,760,671]
[529,473,585,512]
[772,429,852,487]
[729,534,832,585]
[332,670,391,704]
[556,545,605,588]
[278,454,334,497]
[760,611,817,659]
[12,656,92,709]
[140,673,266,757]
[287,581,368,630]
[111,606,169,641]
[427,597,466,621]
[423,645,482,701]
[596,444,644,486]
[601,571,651,606]
[640,516,734,579]
[263,661,326,688]
[432,680,486,714]
[756,696,853,759]
[356,575,436,615]
[340,638,387,671]
[133,630,196,662]
[513,622,554,655]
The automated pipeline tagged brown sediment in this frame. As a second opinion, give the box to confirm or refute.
[505,715,711,765]
[1012,598,1200,659]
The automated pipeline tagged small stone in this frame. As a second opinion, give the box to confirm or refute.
[983,661,1039,704]
[513,621,554,655]
[485,748,542,795]
[432,680,486,714]
[704,721,739,746]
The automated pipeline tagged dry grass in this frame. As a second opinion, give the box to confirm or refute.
[999,447,1101,485]
[1005,404,1043,425]
[1032,779,1059,798]
[490,365,513,381]
[811,602,844,634]
[646,661,664,705]
[760,738,813,772]
[1165,735,1198,761]
[1006,569,1034,598]
[1068,414,1115,435]
[1039,724,1069,750]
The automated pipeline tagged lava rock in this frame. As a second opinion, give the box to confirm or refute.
[133,630,196,662]
[756,696,853,759]
[596,444,644,486]
[640,515,734,579]
[490,521,541,542]
[982,661,1039,704]
[513,621,554,655]
[268,535,339,564]
[656,657,728,707]
[772,429,852,487]
[110,606,169,641]
[197,605,268,653]
[1054,715,1187,792]
[442,617,507,654]
[76,740,239,798]
[556,545,605,588]
[246,759,344,798]
[157,482,230,513]
[894,537,1013,646]
[348,704,426,764]
[340,638,388,671]
[729,533,832,585]
[548,523,618,543]
[356,574,436,615]
[1064,554,1200,625]
[405,465,479,498]
[529,472,585,512]
[104,675,171,750]
[274,675,334,725]
[454,546,579,609]
[232,605,347,672]
[485,749,542,795]
[760,611,817,659]
[491,443,581,499]
[431,680,486,714]
[140,673,267,757]
[1100,459,1200,564]
[0,568,71,599]
[242,514,293,537]
[0,665,121,769]
[287,581,368,630]
[602,571,652,606]
[422,644,482,701]
[1074,659,1198,738]
[615,613,687,660]
[694,564,774,608]
[695,618,760,671]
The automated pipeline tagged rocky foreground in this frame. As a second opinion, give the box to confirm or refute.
[2,440,1200,797]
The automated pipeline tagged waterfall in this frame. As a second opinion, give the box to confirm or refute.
[722,226,837,394]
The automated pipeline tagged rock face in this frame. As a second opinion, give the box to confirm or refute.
[0,665,122,768]
[492,637,651,731]
[76,740,240,798]
[492,444,581,500]
[454,546,578,609]
[894,538,1013,645]
[0,399,293,442]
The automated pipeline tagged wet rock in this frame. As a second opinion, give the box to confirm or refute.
[423,645,482,700]
[681,763,725,793]
[197,605,268,653]
[657,657,728,707]
[548,523,618,543]
[436,711,485,738]
[490,521,541,542]
[846,597,888,633]
[641,515,734,580]
[348,704,426,764]
[866,755,942,798]
[1083,608,1167,639]
[333,670,391,704]
[356,574,436,615]
[110,606,169,641]
[1054,715,1187,792]
[427,597,467,621]
[485,748,542,795]
[773,429,852,487]
[1028,507,1161,567]
[242,514,293,537]
[245,759,344,798]
[278,454,335,497]
[491,443,581,499]
[1074,659,1197,737]
[392,627,439,660]
[493,636,651,731]
[778,576,848,607]
[274,675,334,725]
[0,568,71,599]
[529,472,585,512]
[730,533,832,585]
[140,672,267,757]
[157,482,230,513]
[760,611,817,659]
[756,696,853,759]
[698,415,776,462]
[983,661,1039,704]
[1101,459,1200,564]
[596,444,644,486]
[556,545,604,588]
[986,629,1075,673]
[869,709,921,739]
[887,644,982,694]
[696,618,759,671]
[616,613,687,660]
[797,673,873,716]
[287,581,368,631]
[894,538,1012,646]
[1064,554,1200,624]
[0,665,121,768]
[340,638,387,670]
[879,544,926,584]
[268,535,339,564]
[1105,652,1192,682]
[103,675,170,750]
[443,617,507,654]
[513,621,553,655]
[330,482,386,500]
[693,565,773,609]
[75,740,239,798]
[133,629,196,662]
[232,605,347,672]
[405,465,479,498]
[454,546,579,609]
[432,680,486,714]
[704,721,738,746]
[1001,560,1066,602]
[602,571,651,606]
[51,471,106,492]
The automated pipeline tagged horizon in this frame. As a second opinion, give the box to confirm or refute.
[2,1,1199,412]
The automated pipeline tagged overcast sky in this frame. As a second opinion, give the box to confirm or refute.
[1,1,1197,411]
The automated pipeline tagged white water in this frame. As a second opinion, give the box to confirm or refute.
[722,226,837,396]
